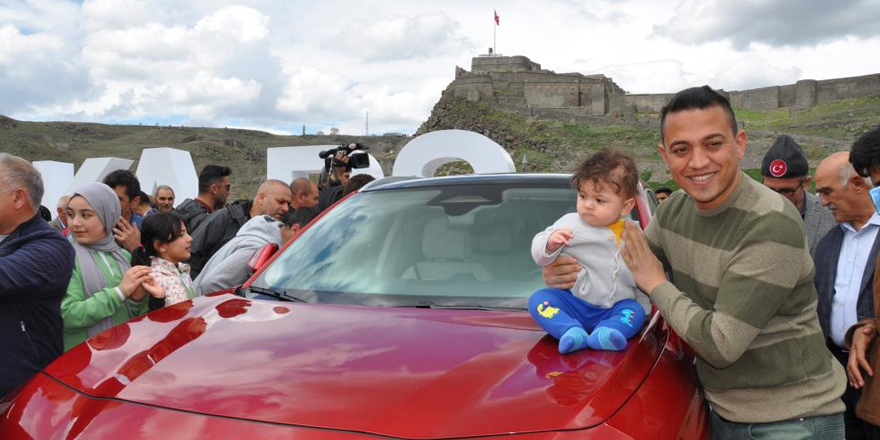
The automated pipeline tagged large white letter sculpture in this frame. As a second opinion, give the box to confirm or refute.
[67,157,134,192]
[266,145,384,183]
[33,161,74,209]
[135,148,198,207]
[391,129,515,177]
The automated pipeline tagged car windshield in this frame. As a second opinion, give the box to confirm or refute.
[252,181,634,309]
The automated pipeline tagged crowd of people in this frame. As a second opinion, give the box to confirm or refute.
[4,85,880,438]
[0,149,377,399]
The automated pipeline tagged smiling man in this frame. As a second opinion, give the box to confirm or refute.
[620,86,846,437]
[155,185,176,212]
[761,135,836,257]
[543,86,847,438]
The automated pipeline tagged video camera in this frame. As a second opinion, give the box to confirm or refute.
[318,142,370,190]
[318,142,370,170]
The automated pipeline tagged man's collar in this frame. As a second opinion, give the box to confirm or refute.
[194,197,214,213]
[841,211,880,233]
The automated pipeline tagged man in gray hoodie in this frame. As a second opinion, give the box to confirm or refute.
[193,208,318,294]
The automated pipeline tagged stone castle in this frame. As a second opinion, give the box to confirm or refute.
[445,55,880,116]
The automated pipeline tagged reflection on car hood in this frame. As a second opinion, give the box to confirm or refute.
[46,294,662,439]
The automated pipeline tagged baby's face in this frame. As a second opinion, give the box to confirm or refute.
[576,180,634,227]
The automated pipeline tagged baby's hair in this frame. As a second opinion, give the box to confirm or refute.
[131,212,186,266]
[571,148,639,198]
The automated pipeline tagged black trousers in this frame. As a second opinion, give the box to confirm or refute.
[868,423,880,440]
[829,343,870,440]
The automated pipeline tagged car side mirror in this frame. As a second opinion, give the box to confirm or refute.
[248,243,279,273]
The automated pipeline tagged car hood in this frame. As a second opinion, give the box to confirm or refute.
[46,294,663,439]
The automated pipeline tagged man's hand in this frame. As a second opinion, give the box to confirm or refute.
[113,216,141,252]
[848,324,876,389]
[620,221,666,295]
[546,228,573,254]
[541,255,580,289]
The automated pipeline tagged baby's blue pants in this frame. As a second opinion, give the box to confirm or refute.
[528,288,646,342]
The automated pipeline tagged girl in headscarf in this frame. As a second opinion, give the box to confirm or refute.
[61,182,161,351]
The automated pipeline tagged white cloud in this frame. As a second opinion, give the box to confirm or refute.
[194,5,269,43]
[331,12,474,62]
[0,24,63,63]
[0,25,88,113]
[2,0,880,134]
[654,0,880,49]
[82,0,156,30]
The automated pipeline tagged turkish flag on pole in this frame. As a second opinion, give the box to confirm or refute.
[494,10,500,25]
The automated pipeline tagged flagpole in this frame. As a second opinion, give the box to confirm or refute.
[493,21,496,55]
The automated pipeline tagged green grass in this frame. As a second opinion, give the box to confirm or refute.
[736,96,880,140]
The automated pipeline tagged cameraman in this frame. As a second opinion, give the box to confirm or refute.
[318,143,366,212]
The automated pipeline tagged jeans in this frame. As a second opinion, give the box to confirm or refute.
[710,409,844,440]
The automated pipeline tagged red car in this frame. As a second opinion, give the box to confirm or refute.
[0,174,708,439]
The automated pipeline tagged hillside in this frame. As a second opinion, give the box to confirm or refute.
[0,115,409,199]
[1,93,877,196]
[417,93,880,188]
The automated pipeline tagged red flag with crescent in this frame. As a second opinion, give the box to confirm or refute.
[494,10,500,25]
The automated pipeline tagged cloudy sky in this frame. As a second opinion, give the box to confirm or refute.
[2,0,879,135]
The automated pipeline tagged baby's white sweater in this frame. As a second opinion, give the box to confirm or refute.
[532,213,651,313]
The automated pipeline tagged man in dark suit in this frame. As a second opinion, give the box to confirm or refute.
[815,151,880,440]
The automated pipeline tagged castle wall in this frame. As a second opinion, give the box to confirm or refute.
[621,94,673,114]
[794,80,817,109]
[729,86,780,111]
[816,73,880,104]
[450,55,880,116]
[524,82,580,107]
[472,56,541,74]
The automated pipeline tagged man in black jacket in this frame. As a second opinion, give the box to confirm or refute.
[188,179,291,279]
[175,165,232,234]
[0,153,75,398]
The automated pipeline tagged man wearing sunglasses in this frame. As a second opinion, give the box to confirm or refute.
[761,134,836,257]
[844,125,880,438]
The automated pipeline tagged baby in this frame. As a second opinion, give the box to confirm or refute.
[530,148,650,353]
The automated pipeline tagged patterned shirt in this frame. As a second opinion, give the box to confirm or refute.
[149,256,196,306]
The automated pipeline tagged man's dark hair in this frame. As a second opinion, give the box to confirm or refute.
[103,169,141,200]
[660,85,738,143]
[342,174,375,196]
[138,191,153,207]
[198,165,232,194]
[655,186,672,196]
[850,124,880,178]
[284,206,319,228]
[571,148,639,199]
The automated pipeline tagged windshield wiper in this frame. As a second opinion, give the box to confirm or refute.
[404,300,525,311]
[246,286,309,303]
